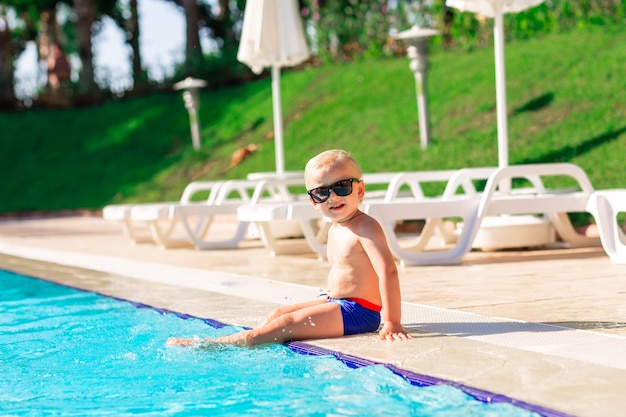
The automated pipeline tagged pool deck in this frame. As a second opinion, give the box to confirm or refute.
[1,215,625,416]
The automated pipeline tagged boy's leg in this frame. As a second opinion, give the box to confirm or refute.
[213,300,344,346]
[167,299,343,347]
[257,298,328,328]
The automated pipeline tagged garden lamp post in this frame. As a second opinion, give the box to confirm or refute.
[174,77,207,150]
[396,26,439,149]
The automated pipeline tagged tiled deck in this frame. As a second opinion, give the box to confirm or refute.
[1,215,625,416]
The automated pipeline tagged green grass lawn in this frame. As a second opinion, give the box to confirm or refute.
[1,23,624,214]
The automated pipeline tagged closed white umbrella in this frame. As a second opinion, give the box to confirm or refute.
[238,0,311,174]
[446,0,545,167]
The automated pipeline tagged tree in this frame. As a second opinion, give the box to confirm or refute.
[0,6,17,109]
[11,0,76,106]
[166,0,246,82]
[200,0,244,52]
[182,0,204,76]
[126,0,148,90]
[107,0,149,93]
[0,1,48,108]
[41,5,73,106]
[72,0,97,100]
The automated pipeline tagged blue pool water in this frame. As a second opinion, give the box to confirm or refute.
[0,269,553,416]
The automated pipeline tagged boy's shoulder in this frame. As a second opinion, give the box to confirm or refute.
[354,212,384,233]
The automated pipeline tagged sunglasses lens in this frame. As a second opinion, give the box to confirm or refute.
[332,180,353,196]
[310,189,330,203]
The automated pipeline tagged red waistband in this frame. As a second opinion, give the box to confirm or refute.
[347,298,382,312]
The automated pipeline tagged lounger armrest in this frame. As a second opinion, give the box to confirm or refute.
[246,171,304,181]
[213,179,263,204]
[484,163,595,198]
[441,167,497,199]
[249,177,307,204]
[383,170,458,202]
[180,181,224,204]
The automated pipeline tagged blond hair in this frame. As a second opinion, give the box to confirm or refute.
[304,149,362,188]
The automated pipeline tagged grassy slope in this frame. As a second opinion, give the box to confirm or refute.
[0,24,624,214]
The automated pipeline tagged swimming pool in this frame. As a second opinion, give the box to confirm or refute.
[1,269,564,416]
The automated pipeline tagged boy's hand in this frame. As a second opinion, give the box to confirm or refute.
[379,322,411,341]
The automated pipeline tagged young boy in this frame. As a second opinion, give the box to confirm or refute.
[168,149,409,347]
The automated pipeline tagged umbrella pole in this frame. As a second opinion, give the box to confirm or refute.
[494,11,509,168]
[271,66,285,174]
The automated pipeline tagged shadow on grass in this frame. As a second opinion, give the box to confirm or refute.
[521,124,626,164]
[512,92,554,115]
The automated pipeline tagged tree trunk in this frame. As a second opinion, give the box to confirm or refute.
[212,0,235,50]
[73,0,98,102]
[183,0,204,76]
[128,0,148,92]
[38,8,71,107]
[0,9,16,109]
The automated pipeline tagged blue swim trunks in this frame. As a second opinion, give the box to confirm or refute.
[326,297,382,335]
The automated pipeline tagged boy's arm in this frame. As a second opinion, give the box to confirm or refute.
[359,221,410,341]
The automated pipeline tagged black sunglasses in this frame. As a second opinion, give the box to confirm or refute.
[307,178,361,204]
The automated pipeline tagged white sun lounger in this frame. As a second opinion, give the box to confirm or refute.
[126,179,254,249]
[586,189,626,264]
[126,175,310,250]
[379,167,498,252]
[103,170,307,249]
[235,177,318,257]
[237,170,461,259]
[364,163,601,266]
[102,180,224,245]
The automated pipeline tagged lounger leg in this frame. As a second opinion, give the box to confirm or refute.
[147,219,191,249]
[119,219,154,244]
[548,212,600,248]
[587,191,626,264]
[193,215,215,240]
[298,219,328,261]
[254,222,311,256]
[406,218,443,251]
[193,220,250,250]
[176,212,250,250]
